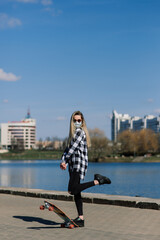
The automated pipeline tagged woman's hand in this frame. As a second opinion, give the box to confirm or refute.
[60,162,67,170]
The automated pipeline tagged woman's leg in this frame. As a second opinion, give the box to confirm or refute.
[68,170,95,195]
[74,192,83,216]
[68,170,95,219]
[68,170,83,218]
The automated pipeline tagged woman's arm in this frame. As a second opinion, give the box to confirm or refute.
[60,147,69,170]
[65,129,83,161]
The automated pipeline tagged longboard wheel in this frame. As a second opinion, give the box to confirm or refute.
[69,224,74,229]
[61,223,66,228]
[49,206,54,211]
[40,205,45,210]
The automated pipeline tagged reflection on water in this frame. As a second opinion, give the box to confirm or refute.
[0,160,69,191]
[0,160,160,199]
[0,166,35,188]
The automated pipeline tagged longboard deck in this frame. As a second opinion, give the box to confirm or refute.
[40,200,79,228]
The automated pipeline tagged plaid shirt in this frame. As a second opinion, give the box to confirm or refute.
[61,128,88,180]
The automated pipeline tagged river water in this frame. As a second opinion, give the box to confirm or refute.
[0,160,160,199]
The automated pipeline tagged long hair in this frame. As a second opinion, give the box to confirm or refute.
[67,111,91,148]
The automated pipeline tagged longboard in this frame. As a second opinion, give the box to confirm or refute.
[40,200,79,229]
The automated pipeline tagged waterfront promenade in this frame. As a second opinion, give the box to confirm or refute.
[0,188,160,240]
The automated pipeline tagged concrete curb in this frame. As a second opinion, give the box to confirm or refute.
[0,187,160,210]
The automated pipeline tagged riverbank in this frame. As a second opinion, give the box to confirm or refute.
[1,149,160,162]
[0,150,62,160]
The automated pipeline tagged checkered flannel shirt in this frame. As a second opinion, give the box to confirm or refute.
[61,128,88,180]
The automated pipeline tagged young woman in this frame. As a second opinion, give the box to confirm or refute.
[60,111,111,227]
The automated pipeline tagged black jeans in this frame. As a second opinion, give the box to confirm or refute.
[68,170,95,216]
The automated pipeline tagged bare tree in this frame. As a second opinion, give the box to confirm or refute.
[89,128,109,162]
[136,129,158,155]
[118,129,159,156]
[37,138,43,150]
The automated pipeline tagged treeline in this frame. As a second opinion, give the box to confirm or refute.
[88,128,160,161]
[117,129,159,156]
[7,128,160,162]
[39,128,160,161]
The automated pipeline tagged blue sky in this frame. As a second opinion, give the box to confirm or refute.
[1,0,160,140]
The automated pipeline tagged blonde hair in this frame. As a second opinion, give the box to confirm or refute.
[68,111,91,148]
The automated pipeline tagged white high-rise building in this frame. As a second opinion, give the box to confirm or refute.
[0,110,36,150]
[111,110,160,142]
[111,110,131,142]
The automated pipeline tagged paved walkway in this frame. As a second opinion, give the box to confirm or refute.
[0,193,160,240]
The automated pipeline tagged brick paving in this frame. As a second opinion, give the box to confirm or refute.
[0,193,160,240]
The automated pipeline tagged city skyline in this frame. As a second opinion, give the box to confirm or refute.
[1,109,160,142]
[1,0,160,140]
[111,110,160,142]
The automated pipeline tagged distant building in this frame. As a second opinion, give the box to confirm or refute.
[35,140,63,150]
[0,110,36,150]
[111,110,160,142]
[111,111,131,142]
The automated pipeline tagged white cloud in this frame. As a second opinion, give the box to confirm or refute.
[13,0,62,17]
[41,0,53,6]
[56,116,66,121]
[16,0,38,3]
[15,0,52,4]
[3,99,9,103]
[147,98,154,103]
[0,69,21,82]
[76,0,110,5]
[154,109,160,114]
[44,7,63,16]
[0,13,22,29]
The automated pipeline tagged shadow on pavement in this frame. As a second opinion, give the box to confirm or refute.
[13,215,60,227]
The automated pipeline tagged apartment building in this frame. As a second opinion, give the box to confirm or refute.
[0,111,36,150]
[111,110,160,142]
